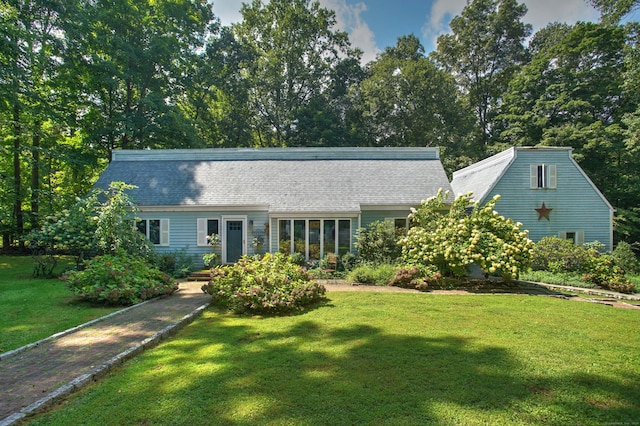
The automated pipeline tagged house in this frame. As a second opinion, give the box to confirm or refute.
[94,147,452,263]
[450,146,614,250]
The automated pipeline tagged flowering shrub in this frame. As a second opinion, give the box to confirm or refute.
[387,265,443,291]
[28,182,153,266]
[400,190,533,280]
[201,253,326,314]
[65,254,178,305]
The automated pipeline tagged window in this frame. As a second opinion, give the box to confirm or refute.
[137,219,169,246]
[278,219,351,260]
[530,164,557,189]
[559,231,584,245]
[386,217,408,232]
[197,218,219,246]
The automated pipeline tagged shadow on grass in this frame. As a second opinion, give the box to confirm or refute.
[35,309,639,425]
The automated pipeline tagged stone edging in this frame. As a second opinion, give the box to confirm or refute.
[0,300,153,363]
[0,301,210,426]
[518,280,640,301]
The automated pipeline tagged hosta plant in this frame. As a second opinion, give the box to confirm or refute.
[201,253,326,314]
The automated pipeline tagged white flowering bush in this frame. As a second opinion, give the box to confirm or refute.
[400,190,534,281]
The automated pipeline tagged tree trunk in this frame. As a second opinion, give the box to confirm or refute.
[31,121,41,230]
[12,104,24,248]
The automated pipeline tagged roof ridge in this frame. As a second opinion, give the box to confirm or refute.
[452,147,515,178]
[111,147,441,162]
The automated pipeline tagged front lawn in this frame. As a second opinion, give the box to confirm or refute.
[0,256,120,353]
[30,292,640,425]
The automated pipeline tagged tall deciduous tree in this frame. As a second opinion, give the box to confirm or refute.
[433,0,531,150]
[590,0,640,24]
[64,0,215,159]
[499,22,639,243]
[358,35,475,170]
[0,0,66,247]
[232,0,361,146]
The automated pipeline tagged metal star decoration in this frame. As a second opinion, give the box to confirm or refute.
[535,202,552,221]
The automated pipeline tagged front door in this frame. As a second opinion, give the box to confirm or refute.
[225,220,244,263]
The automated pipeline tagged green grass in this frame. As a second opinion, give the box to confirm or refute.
[0,256,120,353]
[29,292,640,425]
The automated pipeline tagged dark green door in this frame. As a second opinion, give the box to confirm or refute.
[226,220,244,263]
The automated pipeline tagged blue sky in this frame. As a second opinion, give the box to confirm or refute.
[212,0,603,64]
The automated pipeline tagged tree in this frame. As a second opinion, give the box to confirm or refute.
[232,0,361,146]
[63,0,215,159]
[433,0,531,150]
[0,0,67,247]
[358,35,476,169]
[590,0,640,24]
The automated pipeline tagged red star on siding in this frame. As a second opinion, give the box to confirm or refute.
[535,202,553,221]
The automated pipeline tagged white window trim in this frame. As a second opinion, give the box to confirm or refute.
[558,231,584,245]
[385,217,409,230]
[277,218,351,260]
[530,164,557,189]
[139,218,170,246]
[197,218,220,247]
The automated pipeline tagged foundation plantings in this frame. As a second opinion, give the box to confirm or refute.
[201,253,326,314]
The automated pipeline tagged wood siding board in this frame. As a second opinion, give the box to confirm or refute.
[485,149,612,250]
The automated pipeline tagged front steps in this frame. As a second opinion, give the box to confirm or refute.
[186,270,210,282]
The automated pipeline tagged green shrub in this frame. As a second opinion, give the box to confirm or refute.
[531,237,590,273]
[582,253,636,294]
[612,241,640,275]
[289,252,306,266]
[341,252,359,272]
[156,249,196,278]
[65,254,178,305]
[346,263,397,286]
[201,253,326,314]
[355,220,402,264]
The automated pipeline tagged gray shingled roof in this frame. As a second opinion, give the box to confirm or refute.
[94,148,452,213]
[450,148,516,202]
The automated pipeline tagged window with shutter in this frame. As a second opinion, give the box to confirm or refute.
[530,164,556,189]
[137,219,170,246]
[197,218,219,246]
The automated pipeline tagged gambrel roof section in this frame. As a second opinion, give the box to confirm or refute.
[94,147,452,214]
[450,147,516,202]
[451,146,614,211]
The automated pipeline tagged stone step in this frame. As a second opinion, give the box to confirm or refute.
[186,271,211,282]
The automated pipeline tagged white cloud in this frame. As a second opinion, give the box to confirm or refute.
[211,0,245,27]
[212,0,379,63]
[319,0,380,63]
[423,0,600,52]
[422,0,466,50]
[522,0,599,29]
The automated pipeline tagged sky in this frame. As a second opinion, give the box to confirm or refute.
[212,0,603,64]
